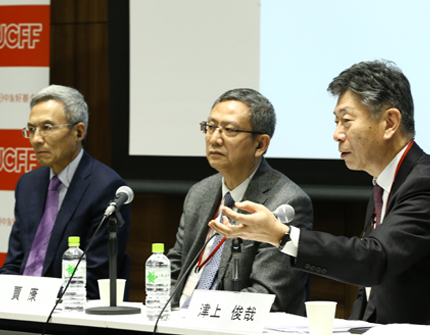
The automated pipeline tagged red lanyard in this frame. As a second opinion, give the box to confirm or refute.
[393,140,414,180]
[374,140,414,226]
[387,140,414,205]
[196,200,226,272]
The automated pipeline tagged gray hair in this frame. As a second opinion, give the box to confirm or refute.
[327,60,415,139]
[31,85,89,137]
[212,88,276,138]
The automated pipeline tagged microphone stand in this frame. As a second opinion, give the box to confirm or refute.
[86,211,141,315]
[231,238,242,292]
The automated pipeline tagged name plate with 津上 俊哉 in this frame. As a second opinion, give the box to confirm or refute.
[187,289,275,333]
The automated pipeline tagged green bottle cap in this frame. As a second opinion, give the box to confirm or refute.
[68,236,80,246]
[152,243,164,252]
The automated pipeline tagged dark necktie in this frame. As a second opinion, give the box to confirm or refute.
[23,176,62,276]
[374,184,384,227]
[196,191,235,290]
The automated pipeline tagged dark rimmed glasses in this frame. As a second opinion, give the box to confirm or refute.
[200,121,264,138]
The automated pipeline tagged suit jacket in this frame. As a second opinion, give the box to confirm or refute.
[295,142,430,325]
[168,158,313,315]
[0,150,131,300]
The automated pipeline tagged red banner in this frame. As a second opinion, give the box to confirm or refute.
[0,254,5,266]
[0,129,40,191]
[0,5,50,67]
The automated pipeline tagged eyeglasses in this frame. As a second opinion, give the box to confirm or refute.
[22,123,73,138]
[200,121,264,138]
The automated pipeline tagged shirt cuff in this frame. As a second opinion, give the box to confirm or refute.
[280,225,300,257]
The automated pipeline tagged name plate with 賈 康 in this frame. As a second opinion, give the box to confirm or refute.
[0,274,62,314]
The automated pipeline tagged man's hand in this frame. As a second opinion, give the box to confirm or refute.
[209,200,290,247]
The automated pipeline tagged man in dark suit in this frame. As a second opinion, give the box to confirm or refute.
[211,61,430,325]
[167,88,313,315]
[0,85,130,300]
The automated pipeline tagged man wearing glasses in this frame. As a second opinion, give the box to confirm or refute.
[0,85,131,300]
[167,88,313,315]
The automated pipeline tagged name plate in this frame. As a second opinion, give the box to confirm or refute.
[187,289,275,333]
[0,274,62,314]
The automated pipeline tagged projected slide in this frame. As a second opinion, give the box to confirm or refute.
[130,0,430,159]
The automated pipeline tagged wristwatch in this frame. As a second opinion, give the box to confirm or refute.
[278,227,291,250]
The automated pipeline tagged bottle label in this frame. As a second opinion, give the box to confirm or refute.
[146,267,170,285]
[63,260,86,278]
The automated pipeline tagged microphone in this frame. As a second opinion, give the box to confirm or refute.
[273,204,295,223]
[104,186,134,217]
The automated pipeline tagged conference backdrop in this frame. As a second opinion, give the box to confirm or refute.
[129,0,430,160]
[0,0,50,266]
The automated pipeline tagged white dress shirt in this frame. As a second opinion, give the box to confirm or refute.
[49,149,83,211]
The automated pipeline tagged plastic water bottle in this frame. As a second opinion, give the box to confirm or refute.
[145,243,171,321]
[62,236,86,312]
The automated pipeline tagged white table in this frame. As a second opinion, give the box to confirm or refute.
[0,301,360,335]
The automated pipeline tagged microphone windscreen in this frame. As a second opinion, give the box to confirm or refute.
[116,186,134,204]
[273,204,295,223]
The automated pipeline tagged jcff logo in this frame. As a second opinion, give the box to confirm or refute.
[0,147,38,173]
[0,23,43,49]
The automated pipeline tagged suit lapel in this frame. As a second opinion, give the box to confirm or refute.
[43,151,92,275]
[241,159,272,205]
[183,175,222,272]
[363,293,377,321]
[362,197,375,238]
[218,159,273,283]
[387,142,422,210]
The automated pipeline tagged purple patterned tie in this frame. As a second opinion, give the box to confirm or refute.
[195,192,235,290]
[374,184,384,227]
[23,176,62,276]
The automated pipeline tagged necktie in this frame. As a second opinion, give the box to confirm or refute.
[374,184,383,227]
[23,176,62,276]
[195,192,235,290]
